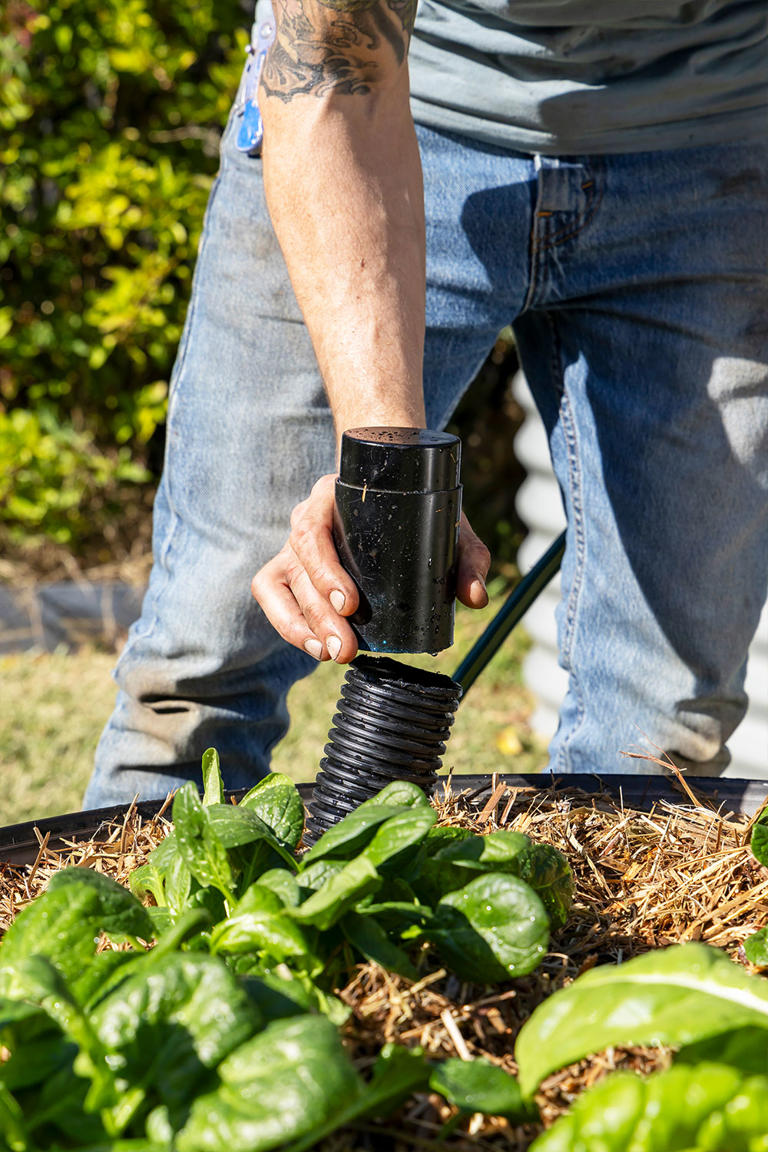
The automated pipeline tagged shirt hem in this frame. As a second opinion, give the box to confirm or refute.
[409,99,768,156]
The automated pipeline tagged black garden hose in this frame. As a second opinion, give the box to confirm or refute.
[452,530,566,695]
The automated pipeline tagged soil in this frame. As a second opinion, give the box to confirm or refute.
[0,495,155,587]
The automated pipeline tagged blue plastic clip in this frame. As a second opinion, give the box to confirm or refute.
[235,14,275,156]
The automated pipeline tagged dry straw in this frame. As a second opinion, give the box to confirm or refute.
[2,771,767,1150]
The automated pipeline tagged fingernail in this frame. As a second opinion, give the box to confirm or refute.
[330,589,346,613]
[303,637,323,660]
[327,635,341,661]
[471,576,488,601]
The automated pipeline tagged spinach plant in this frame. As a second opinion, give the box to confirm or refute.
[742,806,768,968]
[131,756,572,995]
[514,943,768,1151]
[0,749,564,1149]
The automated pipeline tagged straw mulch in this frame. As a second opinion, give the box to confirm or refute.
[2,773,767,1151]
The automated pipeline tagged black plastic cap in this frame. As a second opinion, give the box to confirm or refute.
[339,427,461,494]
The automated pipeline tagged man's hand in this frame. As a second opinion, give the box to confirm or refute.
[251,474,491,662]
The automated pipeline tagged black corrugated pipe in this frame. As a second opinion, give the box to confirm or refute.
[304,428,565,843]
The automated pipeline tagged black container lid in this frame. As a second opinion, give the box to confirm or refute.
[339,427,461,493]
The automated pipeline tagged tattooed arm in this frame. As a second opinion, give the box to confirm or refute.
[260,0,424,436]
[262,0,418,100]
[251,0,491,663]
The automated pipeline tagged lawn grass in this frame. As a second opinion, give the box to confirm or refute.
[0,580,548,827]
[0,646,117,827]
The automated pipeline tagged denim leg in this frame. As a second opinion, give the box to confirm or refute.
[85,123,532,806]
[89,114,767,804]
[512,142,768,774]
[419,129,535,427]
[86,108,335,806]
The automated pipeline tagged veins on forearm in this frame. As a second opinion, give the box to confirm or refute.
[261,0,417,100]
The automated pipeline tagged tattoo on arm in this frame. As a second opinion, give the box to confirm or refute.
[261,0,417,101]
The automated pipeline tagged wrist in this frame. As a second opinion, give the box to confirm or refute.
[333,405,428,457]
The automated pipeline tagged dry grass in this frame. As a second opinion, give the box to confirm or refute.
[1,777,766,1149]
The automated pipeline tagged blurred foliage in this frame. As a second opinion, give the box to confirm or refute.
[0,407,148,543]
[1,0,524,571]
[0,0,247,550]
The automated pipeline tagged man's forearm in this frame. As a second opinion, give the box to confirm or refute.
[251,0,490,664]
[259,0,426,444]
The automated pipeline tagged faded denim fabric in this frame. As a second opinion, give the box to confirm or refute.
[85,113,768,807]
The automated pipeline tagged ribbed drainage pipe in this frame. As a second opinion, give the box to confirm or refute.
[304,655,462,844]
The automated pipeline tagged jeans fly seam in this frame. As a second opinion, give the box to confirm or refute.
[538,162,605,251]
[522,158,546,312]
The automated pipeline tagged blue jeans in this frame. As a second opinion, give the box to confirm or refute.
[85,109,768,806]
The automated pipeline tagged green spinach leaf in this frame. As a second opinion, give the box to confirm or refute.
[0,870,152,999]
[203,805,289,853]
[300,804,409,865]
[25,1059,114,1144]
[296,859,345,895]
[364,781,431,809]
[750,809,768,868]
[745,927,768,968]
[417,831,572,929]
[91,953,261,1123]
[129,834,192,920]
[530,1062,768,1152]
[128,862,167,909]
[239,773,305,851]
[1,955,118,1116]
[210,885,312,963]
[427,873,549,983]
[360,807,437,869]
[515,943,768,1097]
[0,1081,28,1151]
[173,785,236,901]
[282,1043,430,1152]
[301,782,430,865]
[677,1025,768,1078]
[164,854,194,920]
[201,748,225,807]
[253,868,301,908]
[175,1015,362,1152]
[425,825,474,847]
[404,824,472,906]
[290,857,382,931]
[341,913,418,980]
[240,970,350,1027]
[429,1058,534,1122]
[0,1036,76,1092]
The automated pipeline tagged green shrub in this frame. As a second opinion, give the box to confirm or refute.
[0,0,246,549]
[1,2,524,567]
[0,407,149,544]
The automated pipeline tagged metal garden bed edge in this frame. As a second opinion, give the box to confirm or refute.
[2,772,766,867]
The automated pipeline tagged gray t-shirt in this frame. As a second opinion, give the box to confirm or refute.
[409,0,768,153]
